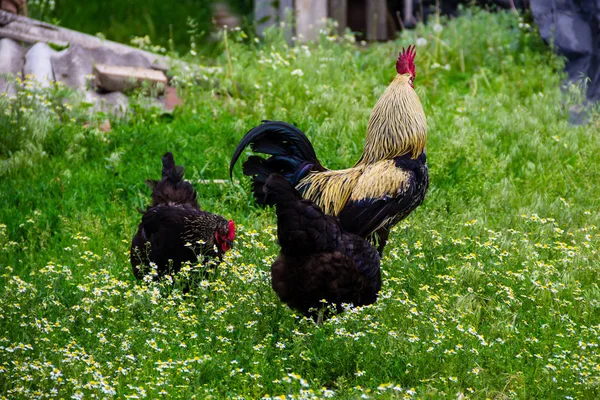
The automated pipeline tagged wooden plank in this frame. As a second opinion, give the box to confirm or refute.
[0,10,170,69]
[329,0,348,35]
[279,0,294,41]
[295,0,328,42]
[366,0,387,41]
[366,0,376,41]
[93,64,167,93]
[279,0,294,20]
[377,0,387,40]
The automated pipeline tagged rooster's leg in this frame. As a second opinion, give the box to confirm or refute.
[375,227,390,256]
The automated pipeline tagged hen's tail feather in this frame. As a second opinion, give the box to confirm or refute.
[263,174,302,206]
[230,121,326,205]
[243,155,316,205]
[161,152,185,183]
[146,152,199,209]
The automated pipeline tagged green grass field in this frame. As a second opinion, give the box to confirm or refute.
[1,9,599,399]
[29,0,253,55]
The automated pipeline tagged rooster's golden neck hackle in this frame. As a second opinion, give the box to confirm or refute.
[359,45,427,164]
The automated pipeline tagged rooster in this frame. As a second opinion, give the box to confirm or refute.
[230,45,428,255]
[264,174,381,323]
[131,152,235,280]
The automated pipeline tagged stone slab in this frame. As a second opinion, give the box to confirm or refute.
[93,64,167,93]
[84,90,129,116]
[51,44,93,90]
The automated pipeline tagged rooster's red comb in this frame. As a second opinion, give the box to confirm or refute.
[396,45,416,77]
[227,220,236,241]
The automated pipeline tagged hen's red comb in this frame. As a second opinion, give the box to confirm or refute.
[396,45,416,77]
[227,220,236,241]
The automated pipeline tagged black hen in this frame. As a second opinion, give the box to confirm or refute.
[264,174,381,323]
[131,152,235,280]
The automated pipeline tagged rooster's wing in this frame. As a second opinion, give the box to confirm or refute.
[338,155,428,246]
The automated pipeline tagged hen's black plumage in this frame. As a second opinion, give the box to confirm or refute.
[264,174,381,321]
[131,152,235,280]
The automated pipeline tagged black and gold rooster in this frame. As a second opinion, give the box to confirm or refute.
[131,152,235,280]
[230,46,428,254]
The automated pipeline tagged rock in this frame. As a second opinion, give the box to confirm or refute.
[87,47,153,69]
[23,42,57,88]
[0,37,24,95]
[0,0,25,14]
[0,38,24,74]
[93,64,167,94]
[84,90,129,116]
[99,119,111,132]
[51,44,93,90]
[163,86,181,111]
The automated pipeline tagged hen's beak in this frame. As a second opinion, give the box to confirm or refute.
[222,240,233,252]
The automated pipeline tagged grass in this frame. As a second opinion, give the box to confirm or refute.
[1,8,600,399]
[29,0,253,54]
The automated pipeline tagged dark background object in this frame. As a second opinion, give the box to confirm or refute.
[390,0,529,29]
[530,0,600,102]
[345,1,529,40]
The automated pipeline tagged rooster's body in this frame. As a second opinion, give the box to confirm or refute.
[264,174,381,321]
[230,46,428,254]
[131,152,235,280]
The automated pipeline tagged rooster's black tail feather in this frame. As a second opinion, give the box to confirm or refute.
[230,121,325,205]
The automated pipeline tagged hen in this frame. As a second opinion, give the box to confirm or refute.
[230,46,428,255]
[131,152,235,280]
[264,174,381,323]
